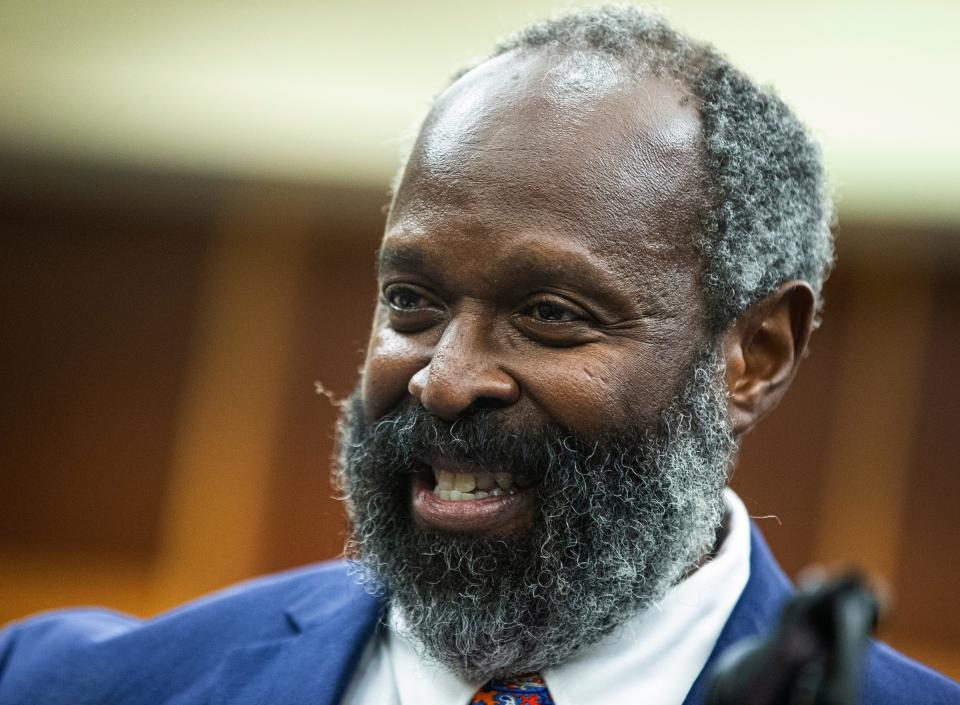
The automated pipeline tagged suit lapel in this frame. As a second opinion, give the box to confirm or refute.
[681,522,794,705]
[213,579,383,705]
[212,524,789,705]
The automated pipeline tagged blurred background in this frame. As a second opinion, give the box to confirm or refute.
[1,0,957,679]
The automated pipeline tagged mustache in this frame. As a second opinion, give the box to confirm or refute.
[343,394,627,484]
[339,395,683,517]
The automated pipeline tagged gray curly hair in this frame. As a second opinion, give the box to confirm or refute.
[394,5,834,332]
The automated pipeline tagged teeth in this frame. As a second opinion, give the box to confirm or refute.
[475,473,495,491]
[454,472,477,493]
[431,469,525,500]
[436,470,455,491]
[432,487,502,501]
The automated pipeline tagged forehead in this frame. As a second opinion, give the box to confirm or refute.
[387,47,706,291]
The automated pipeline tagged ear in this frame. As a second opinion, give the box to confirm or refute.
[720,280,817,436]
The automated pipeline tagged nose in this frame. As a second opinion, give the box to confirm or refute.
[408,318,520,421]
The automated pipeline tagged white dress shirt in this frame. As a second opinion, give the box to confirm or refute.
[341,488,751,705]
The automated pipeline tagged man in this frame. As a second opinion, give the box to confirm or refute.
[0,6,957,705]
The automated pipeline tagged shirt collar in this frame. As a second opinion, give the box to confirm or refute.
[387,488,751,705]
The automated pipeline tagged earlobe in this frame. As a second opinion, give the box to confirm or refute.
[722,280,816,435]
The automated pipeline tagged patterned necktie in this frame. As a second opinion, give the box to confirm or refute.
[469,672,556,705]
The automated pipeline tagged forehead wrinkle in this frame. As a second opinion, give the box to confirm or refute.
[408,73,704,239]
[398,143,698,252]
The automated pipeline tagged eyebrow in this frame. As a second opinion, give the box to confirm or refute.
[376,245,427,276]
[506,253,639,311]
[379,241,617,284]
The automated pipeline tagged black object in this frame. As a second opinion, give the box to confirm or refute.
[705,573,880,705]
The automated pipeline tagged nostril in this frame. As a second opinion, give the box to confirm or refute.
[471,396,510,410]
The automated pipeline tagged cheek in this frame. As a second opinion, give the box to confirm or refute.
[514,344,686,435]
[361,324,429,422]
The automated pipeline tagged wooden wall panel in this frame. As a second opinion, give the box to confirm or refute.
[0,202,208,557]
[146,198,321,608]
[811,263,934,581]
[896,274,960,645]
[259,227,382,572]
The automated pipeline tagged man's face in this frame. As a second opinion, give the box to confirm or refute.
[338,48,733,678]
[362,48,710,529]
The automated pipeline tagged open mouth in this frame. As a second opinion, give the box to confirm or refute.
[410,459,540,534]
[428,466,533,500]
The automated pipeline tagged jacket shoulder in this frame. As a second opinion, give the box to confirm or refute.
[863,640,960,704]
[0,560,374,705]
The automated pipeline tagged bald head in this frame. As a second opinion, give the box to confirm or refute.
[394,47,706,255]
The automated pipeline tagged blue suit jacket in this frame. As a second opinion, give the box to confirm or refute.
[1,526,957,704]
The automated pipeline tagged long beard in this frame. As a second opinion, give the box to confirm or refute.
[334,348,735,681]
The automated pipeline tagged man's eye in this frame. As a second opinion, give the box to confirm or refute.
[382,285,442,332]
[513,297,595,347]
[530,301,577,322]
[385,286,427,310]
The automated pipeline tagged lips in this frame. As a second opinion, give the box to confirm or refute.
[410,458,539,535]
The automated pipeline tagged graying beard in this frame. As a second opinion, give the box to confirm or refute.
[335,350,734,680]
